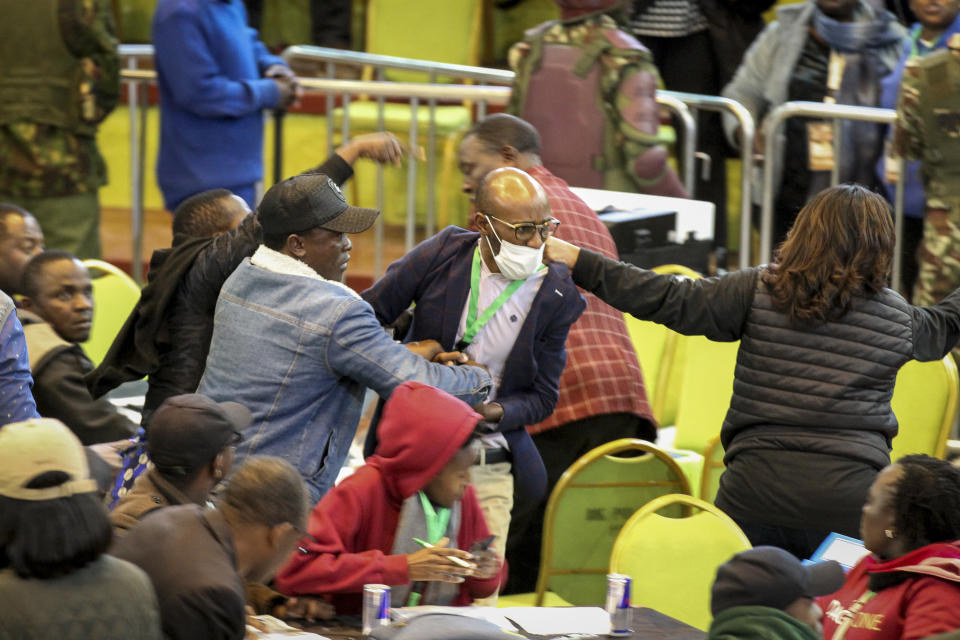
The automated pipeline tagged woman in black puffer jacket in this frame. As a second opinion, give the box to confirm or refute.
[544,184,960,559]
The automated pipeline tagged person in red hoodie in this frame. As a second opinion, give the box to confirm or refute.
[275,381,505,613]
[819,454,960,639]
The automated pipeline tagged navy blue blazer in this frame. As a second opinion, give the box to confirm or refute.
[361,226,585,505]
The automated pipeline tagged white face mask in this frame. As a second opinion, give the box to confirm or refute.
[483,215,545,280]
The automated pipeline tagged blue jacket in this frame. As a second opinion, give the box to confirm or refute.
[876,13,960,218]
[152,0,285,210]
[0,292,39,426]
[197,254,492,504]
[362,227,586,505]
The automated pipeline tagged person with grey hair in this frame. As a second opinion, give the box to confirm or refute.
[112,456,310,640]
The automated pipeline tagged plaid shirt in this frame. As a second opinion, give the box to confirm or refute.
[526,165,655,434]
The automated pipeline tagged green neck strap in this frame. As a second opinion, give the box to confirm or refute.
[418,491,451,543]
[462,246,541,346]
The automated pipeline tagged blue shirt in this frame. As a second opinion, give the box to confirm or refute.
[197,249,492,504]
[152,0,285,210]
[0,293,39,426]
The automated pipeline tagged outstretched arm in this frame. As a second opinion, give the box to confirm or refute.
[544,237,755,341]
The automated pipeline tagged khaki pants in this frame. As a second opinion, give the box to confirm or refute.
[469,459,513,605]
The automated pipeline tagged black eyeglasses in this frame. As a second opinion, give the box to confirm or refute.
[485,214,560,243]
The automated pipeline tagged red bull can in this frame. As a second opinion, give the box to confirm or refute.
[362,584,390,635]
[605,573,632,636]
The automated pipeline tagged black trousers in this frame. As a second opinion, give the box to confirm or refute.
[503,412,656,594]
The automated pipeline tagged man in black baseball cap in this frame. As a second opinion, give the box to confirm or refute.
[257,173,379,282]
[708,546,845,639]
[193,170,492,505]
[110,393,251,537]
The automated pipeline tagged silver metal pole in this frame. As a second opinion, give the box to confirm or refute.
[831,118,841,186]
[127,59,144,284]
[341,93,351,143]
[478,100,487,120]
[426,71,437,237]
[659,91,756,269]
[407,97,420,251]
[893,157,906,293]
[655,94,697,198]
[375,68,385,278]
[326,61,335,158]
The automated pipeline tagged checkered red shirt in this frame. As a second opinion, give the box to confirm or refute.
[526,165,655,434]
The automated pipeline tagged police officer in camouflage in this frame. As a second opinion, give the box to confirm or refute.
[507,0,688,199]
[896,33,960,305]
[0,0,120,259]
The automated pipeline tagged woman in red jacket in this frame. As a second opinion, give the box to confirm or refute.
[819,455,960,639]
[275,381,505,613]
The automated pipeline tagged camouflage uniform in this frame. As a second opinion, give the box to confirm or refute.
[896,36,960,306]
[507,13,687,197]
[0,0,120,258]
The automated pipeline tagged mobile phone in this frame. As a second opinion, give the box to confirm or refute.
[470,535,495,553]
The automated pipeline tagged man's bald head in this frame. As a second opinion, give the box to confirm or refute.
[475,167,550,225]
[474,168,556,280]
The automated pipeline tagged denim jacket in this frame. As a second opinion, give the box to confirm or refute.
[197,248,492,503]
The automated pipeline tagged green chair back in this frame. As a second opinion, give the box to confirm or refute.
[670,336,739,499]
[623,313,675,423]
[625,264,701,425]
[534,439,691,606]
[890,356,959,460]
[80,260,140,367]
[609,494,751,630]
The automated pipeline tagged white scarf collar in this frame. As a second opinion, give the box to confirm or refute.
[250,245,361,299]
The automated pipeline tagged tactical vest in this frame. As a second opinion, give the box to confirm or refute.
[0,0,85,131]
[911,48,960,177]
[508,17,662,191]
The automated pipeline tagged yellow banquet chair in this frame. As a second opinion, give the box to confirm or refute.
[609,494,751,631]
[498,439,693,608]
[623,264,702,425]
[668,336,740,500]
[80,260,141,367]
[890,355,959,460]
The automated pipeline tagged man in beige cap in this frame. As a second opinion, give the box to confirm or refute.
[0,418,161,638]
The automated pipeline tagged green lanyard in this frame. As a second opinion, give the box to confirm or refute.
[418,491,451,543]
[407,493,453,606]
[461,247,543,346]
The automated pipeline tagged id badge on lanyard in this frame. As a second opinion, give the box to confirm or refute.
[809,51,846,172]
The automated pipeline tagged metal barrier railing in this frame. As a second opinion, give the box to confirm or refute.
[116,66,701,277]
[759,101,905,289]
[658,90,755,269]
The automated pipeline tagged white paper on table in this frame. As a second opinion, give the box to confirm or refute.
[391,606,611,636]
[245,614,331,639]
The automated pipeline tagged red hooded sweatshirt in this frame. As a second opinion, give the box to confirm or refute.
[819,541,960,639]
[275,381,504,613]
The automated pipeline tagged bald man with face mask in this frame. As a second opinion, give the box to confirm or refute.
[361,168,585,583]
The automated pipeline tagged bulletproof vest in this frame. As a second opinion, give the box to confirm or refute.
[0,0,84,131]
[912,49,960,175]
[508,20,659,190]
